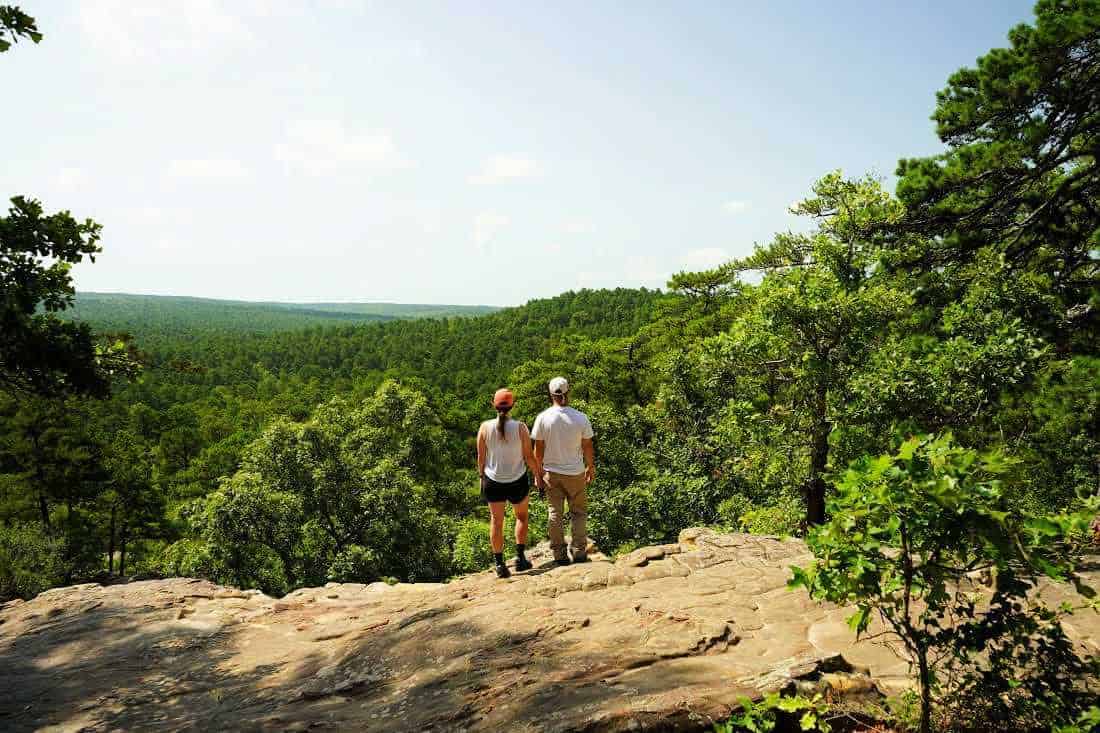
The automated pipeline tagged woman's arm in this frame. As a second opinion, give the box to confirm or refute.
[520,423,543,486]
[476,424,487,478]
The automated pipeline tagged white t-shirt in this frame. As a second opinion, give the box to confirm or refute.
[531,405,594,476]
[481,418,527,483]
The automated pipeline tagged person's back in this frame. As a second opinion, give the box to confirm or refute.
[531,377,595,564]
[478,388,542,578]
[531,404,591,476]
[480,417,526,483]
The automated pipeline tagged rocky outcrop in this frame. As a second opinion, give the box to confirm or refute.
[1,529,1097,732]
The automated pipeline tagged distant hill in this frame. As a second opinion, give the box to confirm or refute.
[260,301,500,319]
[64,293,499,336]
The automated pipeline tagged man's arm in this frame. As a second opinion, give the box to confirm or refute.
[533,438,546,470]
[476,425,487,478]
[533,438,547,497]
[582,437,595,484]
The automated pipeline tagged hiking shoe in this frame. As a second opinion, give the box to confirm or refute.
[495,563,511,579]
[515,556,532,572]
[571,553,590,563]
[554,555,571,567]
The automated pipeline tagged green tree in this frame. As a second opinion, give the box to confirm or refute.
[1,197,107,397]
[894,0,1100,342]
[791,433,1098,733]
[669,173,911,526]
[887,0,1100,517]
[0,5,40,52]
[101,429,165,576]
[166,381,454,593]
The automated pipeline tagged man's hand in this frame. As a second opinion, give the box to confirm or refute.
[585,465,595,485]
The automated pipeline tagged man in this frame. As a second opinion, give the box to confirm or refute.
[531,377,595,565]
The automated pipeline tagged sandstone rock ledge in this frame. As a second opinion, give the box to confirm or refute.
[2,529,1097,733]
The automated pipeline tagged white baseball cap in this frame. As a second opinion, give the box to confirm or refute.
[548,376,570,395]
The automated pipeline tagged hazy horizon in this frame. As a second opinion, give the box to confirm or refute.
[4,1,1035,306]
[76,290,504,308]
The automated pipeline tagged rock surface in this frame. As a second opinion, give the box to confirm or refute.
[1,529,1097,732]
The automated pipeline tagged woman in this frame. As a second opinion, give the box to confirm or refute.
[477,388,543,578]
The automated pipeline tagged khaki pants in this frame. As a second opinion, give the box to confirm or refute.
[545,471,587,558]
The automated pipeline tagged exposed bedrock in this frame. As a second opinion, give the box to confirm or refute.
[2,528,1097,732]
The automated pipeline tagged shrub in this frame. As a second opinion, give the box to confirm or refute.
[717,495,752,530]
[451,516,494,575]
[713,692,831,732]
[0,523,65,600]
[327,545,378,582]
[790,433,1099,733]
[737,492,803,536]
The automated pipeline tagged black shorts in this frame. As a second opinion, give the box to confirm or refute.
[480,474,530,504]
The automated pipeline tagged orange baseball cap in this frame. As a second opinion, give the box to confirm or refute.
[493,388,515,409]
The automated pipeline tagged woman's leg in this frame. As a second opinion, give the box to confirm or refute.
[488,501,506,553]
[513,496,530,546]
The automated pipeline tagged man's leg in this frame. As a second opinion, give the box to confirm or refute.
[545,472,569,563]
[564,474,589,559]
[512,495,531,571]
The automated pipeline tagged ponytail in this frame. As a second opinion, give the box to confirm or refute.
[496,409,510,440]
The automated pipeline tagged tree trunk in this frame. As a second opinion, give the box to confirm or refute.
[37,492,51,533]
[626,339,644,405]
[31,430,52,533]
[917,647,933,733]
[805,386,829,526]
[107,503,117,575]
[119,523,128,577]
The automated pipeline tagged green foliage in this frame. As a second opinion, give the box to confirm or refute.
[63,292,498,338]
[0,197,108,397]
[714,692,831,733]
[1,285,660,597]
[326,545,379,583]
[164,381,457,594]
[790,433,1099,732]
[893,0,1100,355]
[1054,706,1100,733]
[0,522,64,600]
[451,517,495,575]
[0,5,40,52]
[736,492,803,537]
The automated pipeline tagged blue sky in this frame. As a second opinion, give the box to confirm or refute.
[2,1,1036,305]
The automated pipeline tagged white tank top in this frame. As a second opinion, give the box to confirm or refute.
[483,418,526,482]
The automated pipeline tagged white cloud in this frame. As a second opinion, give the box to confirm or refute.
[682,247,730,270]
[577,270,601,288]
[53,167,89,191]
[274,120,408,176]
[167,158,251,182]
[78,0,256,62]
[469,155,541,185]
[472,212,510,253]
[561,217,594,235]
[577,255,665,290]
[625,255,664,284]
[723,199,749,214]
